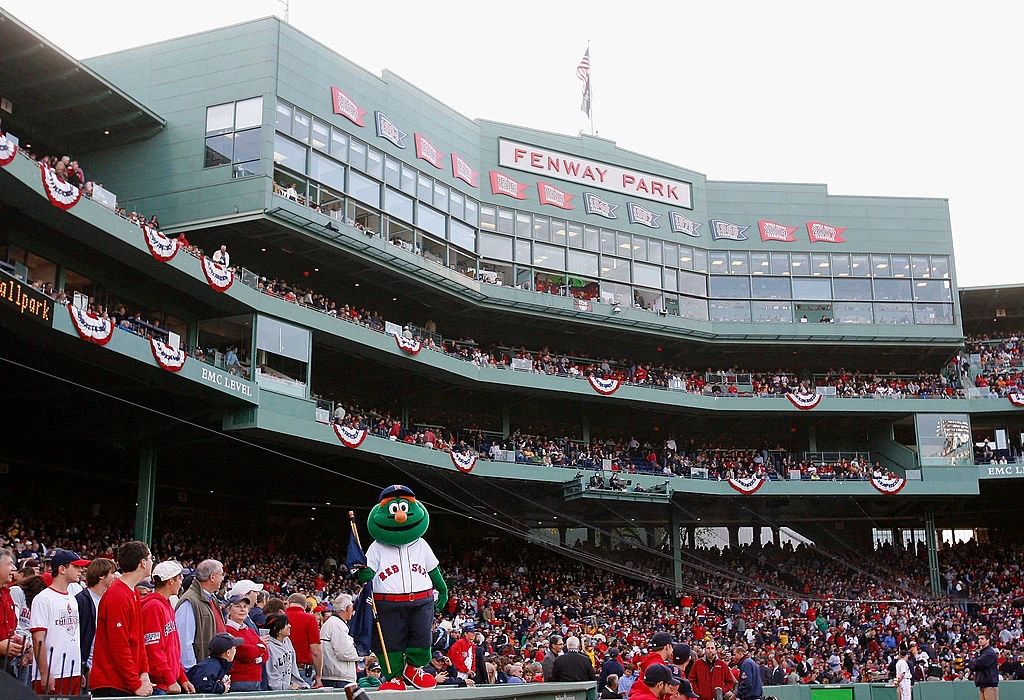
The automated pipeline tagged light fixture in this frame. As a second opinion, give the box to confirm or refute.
[613,305,621,313]
[103,130,110,135]
[354,283,360,287]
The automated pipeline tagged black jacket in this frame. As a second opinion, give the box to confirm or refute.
[968,645,999,688]
[74,588,97,672]
[551,650,596,683]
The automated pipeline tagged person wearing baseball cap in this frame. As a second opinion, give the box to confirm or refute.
[640,631,675,677]
[632,663,681,700]
[187,632,243,694]
[28,550,90,694]
[141,560,194,694]
[228,579,264,611]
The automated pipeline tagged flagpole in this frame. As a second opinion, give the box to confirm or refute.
[349,511,393,677]
[588,41,594,135]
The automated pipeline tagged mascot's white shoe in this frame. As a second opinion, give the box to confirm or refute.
[403,664,438,689]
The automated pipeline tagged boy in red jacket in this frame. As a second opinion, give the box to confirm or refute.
[141,560,195,694]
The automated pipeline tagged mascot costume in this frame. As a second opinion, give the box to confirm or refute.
[356,485,448,690]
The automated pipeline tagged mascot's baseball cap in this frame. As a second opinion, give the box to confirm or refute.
[378,484,416,501]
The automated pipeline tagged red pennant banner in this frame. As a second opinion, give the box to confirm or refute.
[68,305,115,345]
[786,392,822,410]
[0,133,17,166]
[40,164,82,210]
[450,451,477,473]
[728,477,766,495]
[806,221,846,243]
[331,86,367,127]
[414,133,444,169]
[150,338,187,372]
[870,474,906,495]
[142,224,179,262]
[758,220,798,242]
[201,258,234,293]
[587,376,621,395]
[537,182,575,210]
[489,170,529,200]
[394,334,422,355]
[333,424,367,449]
[451,153,479,187]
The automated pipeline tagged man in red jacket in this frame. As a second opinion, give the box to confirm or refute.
[89,541,154,697]
[688,638,736,700]
[141,560,195,695]
[631,663,681,700]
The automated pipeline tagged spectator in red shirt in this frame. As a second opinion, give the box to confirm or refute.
[90,540,154,697]
[141,560,194,694]
[223,594,267,692]
[0,548,23,662]
[688,639,736,700]
[285,593,322,688]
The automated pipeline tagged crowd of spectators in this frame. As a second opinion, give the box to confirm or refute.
[3,509,1022,695]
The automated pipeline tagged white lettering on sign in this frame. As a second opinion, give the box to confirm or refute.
[201,367,254,398]
[499,139,692,208]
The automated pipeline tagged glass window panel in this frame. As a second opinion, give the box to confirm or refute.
[792,278,832,300]
[710,300,751,322]
[678,270,707,297]
[648,239,661,264]
[516,239,531,263]
[750,252,769,275]
[418,174,433,201]
[384,157,401,187]
[678,245,693,270]
[479,205,496,231]
[584,226,600,251]
[917,414,972,466]
[273,134,307,173]
[206,103,234,136]
[693,249,708,273]
[678,295,709,321]
[385,188,414,223]
[347,170,380,207]
[275,101,292,132]
[551,219,567,246]
[533,242,565,270]
[833,302,873,324]
[233,160,259,178]
[633,261,661,288]
[420,234,446,266]
[710,276,750,299]
[534,216,550,242]
[309,152,345,191]
[497,208,514,234]
[602,256,631,282]
[232,128,261,163]
[330,129,348,161]
[911,255,930,278]
[569,249,599,278]
[874,278,912,301]
[770,252,790,276]
[851,254,870,277]
[515,212,532,237]
[464,199,477,226]
[449,191,464,219]
[752,301,793,323]
[292,109,311,143]
[812,253,831,276]
[891,254,911,278]
[634,287,661,311]
[450,219,475,252]
[600,229,615,254]
[400,164,416,195]
[914,280,953,302]
[348,140,366,171]
[479,233,513,261]
[633,237,647,261]
[751,277,791,299]
[874,302,914,325]
[931,256,950,279]
[915,303,954,325]
[790,252,810,275]
[663,243,677,267]
[204,134,232,167]
[417,201,446,237]
[616,232,632,256]
[311,119,330,151]
[831,253,851,277]
[366,149,383,179]
[600,281,631,306]
[235,97,263,130]
[568,223,584,249]
[664,268,677,292]
[871,254,891,277]
[709,251,727,271]
[433,183,448,211]
[833,278,873,301]
[729,251,749,275]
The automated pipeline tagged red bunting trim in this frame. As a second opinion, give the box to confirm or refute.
[201,258,234,292]
[870,475,907,495]
[68,305,115,345]
[587,376,621,395]
[143,224,179,262]
[786,392,822,410]
[728,477,766,495]
[0,134,17,166]
[394,334,422,355]
[450,452,477,473]
[333,424,367,449]
[150,338,187,372]
[1008,394,1024,407]
[40,164,82,210]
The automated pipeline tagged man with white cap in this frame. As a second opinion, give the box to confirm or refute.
[141,560,195,695]
[320,593,360,687]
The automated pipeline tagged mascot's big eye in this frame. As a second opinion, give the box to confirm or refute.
[388,501,410,515]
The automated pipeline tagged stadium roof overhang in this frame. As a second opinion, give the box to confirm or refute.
[0,9,165,156]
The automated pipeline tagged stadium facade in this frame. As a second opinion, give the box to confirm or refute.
[1,11,1022,594]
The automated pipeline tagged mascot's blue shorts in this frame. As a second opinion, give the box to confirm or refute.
[371,596,433,655]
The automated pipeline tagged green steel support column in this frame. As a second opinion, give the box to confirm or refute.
[808,424,817,453]
[134,442,156,546]
[502,406,511,438]
[687,526,696,549]
[671,513,683,594]
[401,404,409,428]
[728,526,740,549]
[582,415,590,445]
[925,511,941,596]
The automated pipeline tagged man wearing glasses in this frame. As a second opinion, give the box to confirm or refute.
[175,559,227,671]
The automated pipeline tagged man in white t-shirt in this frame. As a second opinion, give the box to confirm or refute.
[895,647,912,700]
[30,549,90,695]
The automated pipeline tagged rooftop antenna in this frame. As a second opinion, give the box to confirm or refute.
[278,0,290,23]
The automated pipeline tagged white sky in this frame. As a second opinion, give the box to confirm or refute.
[5,0,1020,289]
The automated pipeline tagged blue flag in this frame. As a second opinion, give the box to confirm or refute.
[347,528,374,656]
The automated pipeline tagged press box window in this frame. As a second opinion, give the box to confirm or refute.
[205,97,264,177]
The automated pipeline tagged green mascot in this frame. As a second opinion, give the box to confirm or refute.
[357,485,448,690]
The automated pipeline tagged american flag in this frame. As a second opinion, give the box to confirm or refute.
[577,48,591,118]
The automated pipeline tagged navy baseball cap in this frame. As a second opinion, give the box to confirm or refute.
[644,664,680,686]
[650,632,674,648]
[50,549,90,569]
[378,484,416,501]
[209,632,244,655]
[677,677,700,698]
[673,643,692,662]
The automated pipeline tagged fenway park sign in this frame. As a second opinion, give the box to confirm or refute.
[499,139,692,209]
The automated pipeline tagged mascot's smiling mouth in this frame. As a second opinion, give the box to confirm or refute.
[378,518,422,531]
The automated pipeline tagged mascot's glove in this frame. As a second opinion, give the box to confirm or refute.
[356,566,374,584]
[430,567,448,613]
